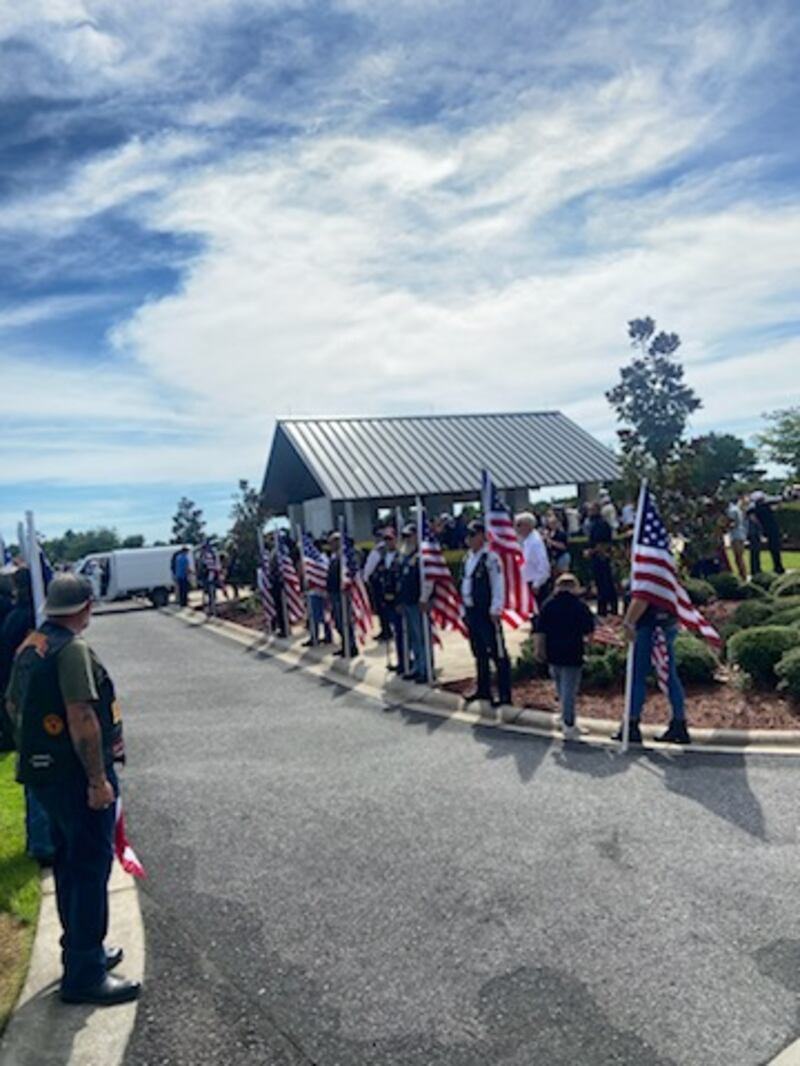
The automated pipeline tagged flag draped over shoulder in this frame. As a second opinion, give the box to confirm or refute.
[277,532,306,624]
[342,532,372,645]
[419,508,468,637]
[480,469,532,628]
[301,532,329,592]
[631,486,721,649]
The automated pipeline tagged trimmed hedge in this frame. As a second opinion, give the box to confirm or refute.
[769,605,800,628]
[512,639,549,682]
[751,571,778,591]
[674,634,718,684]
[775,647,800,701]
[732,600,776,629]
[707,572,748,600]
[773,571,800,598]
[684,578,716,606]
[727,626,800,687]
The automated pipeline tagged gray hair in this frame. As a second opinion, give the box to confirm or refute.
[514,511,536,526]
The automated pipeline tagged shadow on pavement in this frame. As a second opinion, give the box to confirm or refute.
[471,725,552,783]
[642,750,767,840]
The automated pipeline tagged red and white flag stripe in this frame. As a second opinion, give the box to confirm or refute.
[481,469,532,629]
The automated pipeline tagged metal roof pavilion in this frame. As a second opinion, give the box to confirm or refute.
[261,411,619,511]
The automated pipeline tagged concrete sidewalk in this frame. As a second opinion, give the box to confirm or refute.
[0,864,144,1066]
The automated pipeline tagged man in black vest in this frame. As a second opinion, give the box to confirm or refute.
[460,520,511,706]
[5,574,141,1006]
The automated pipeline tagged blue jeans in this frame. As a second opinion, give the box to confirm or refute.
[33,767,118,993]
[401,605,430,680]
[630,624,685,722]
[25,786,54,860]
[549,665,582,726]
[308,593,332,643]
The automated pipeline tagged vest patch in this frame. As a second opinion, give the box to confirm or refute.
[43,714,65,737]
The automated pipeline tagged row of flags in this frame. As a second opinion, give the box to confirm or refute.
[242,474,723,667]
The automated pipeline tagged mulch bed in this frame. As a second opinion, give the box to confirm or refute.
[204,600,800,732]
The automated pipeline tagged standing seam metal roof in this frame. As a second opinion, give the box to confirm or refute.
[263,412,619,507]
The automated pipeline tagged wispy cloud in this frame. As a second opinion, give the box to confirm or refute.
[2,0,800,536]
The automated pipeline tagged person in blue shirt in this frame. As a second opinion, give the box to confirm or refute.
[173,546,192,607]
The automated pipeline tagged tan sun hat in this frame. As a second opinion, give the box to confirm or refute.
[44,574,93,616]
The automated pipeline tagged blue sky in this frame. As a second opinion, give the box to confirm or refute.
[2,0,800,542]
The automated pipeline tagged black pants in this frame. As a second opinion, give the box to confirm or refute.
[766,533,784,575]
[591,556,618,616]
[33,767,117,993]
[748,536,761,575]
[466,607,511,704]
[176,577,190,607]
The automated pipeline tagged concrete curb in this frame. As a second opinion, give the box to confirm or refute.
[165,606,800,756]
[0,863,145,1066]
[768,1040,800,1065]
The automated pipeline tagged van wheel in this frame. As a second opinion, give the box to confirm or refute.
[150,587,169,608]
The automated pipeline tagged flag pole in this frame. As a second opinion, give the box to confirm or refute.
[256,528,272,636]
[620,479,648,754]
[416,497,434,684]
[296,524,317,647]
[338,515,351,660]
[277,532,290,638]
[395,505,410,676]
[26,511,46,626]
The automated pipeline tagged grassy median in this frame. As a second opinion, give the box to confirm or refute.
[0,753,41,1034]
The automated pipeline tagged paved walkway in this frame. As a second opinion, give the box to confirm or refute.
[89,606,799,1065]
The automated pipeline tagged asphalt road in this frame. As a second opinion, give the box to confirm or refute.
[89,606,800,1066]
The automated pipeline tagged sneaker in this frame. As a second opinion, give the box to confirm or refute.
[657,719,691,745]
[611,720,642,745]
[561,722,579,740]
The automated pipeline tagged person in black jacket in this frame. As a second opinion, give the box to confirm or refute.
[535,573,595,738]
[586,502,618,616]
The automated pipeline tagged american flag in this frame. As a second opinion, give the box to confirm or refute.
[651,626,670,693]
[632,486,721,649]
[301,532,329,592]
[256,548,277,629]
[480,469,533,628]
[342,532,373,645]
[277,532,306,624]
[418,508,468,637]
[115,798,146,879]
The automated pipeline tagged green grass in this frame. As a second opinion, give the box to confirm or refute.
[759,551,800,573]
[0,753,41,1032]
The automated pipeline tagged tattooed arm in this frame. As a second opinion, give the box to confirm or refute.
[66,702,114,810]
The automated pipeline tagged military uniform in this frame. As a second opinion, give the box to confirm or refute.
[461,541,511,705]
[6,575,139,1005]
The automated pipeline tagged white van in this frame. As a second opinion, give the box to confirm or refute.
[75,546,190,608]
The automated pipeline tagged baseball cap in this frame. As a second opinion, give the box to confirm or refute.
[45,574,93,616]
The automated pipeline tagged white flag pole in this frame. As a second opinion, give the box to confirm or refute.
[256,528,272,635]
[18,521,30,565]
[620,479,648,754]
[395,505,410,676]
[26,511,46,626]
[338,515,351,660]
[416,497,434,684]
[296,524,317,647]
[278,533,290,639]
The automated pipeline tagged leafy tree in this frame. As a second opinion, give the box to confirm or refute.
[759,407,800,477]
[171,497,206,545]
[679,433,761,494]
[44,527,120,563]
[225,480,270,588]
[606,317,702,470]
[121,534,146,549]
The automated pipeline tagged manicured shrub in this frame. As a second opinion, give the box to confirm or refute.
[683,577,716,606]
[751,571,777,591]
[768,605,800,628]
[719,621,742,650]
[707,572,747,600]
[773,571,800,598]
[727,626,800,687]
[673,634,718,684]
[732,600,776,629]
[512,639,548,682]
[582,652,616,689]
[775,647,800,701]
[738,582,767,600]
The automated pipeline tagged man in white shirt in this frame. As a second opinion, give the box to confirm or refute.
[363,527,400,642]
[514,512,551,603]
[460,520,511,705]
[599,490,619,534]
